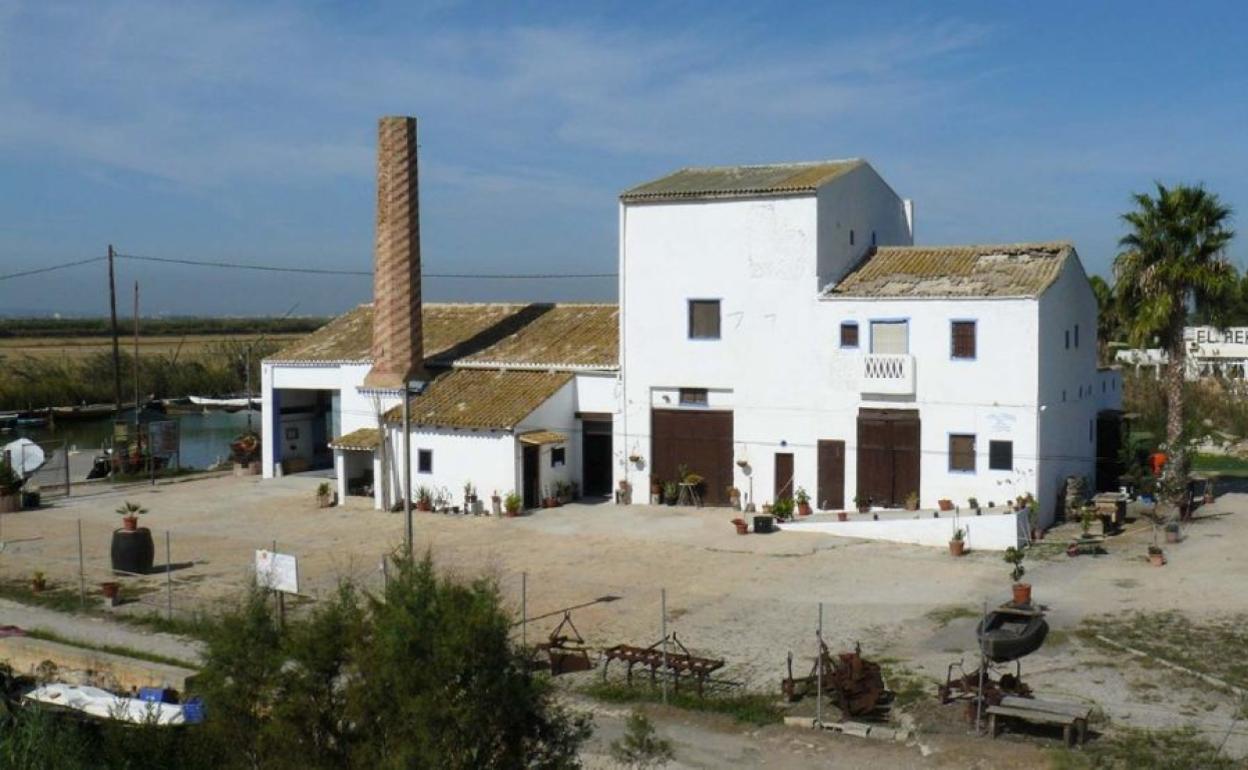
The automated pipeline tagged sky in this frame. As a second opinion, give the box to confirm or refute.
[1,1,1246,317]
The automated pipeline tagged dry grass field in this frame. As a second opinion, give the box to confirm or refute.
[0,334,303,361]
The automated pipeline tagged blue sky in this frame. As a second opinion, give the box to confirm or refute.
[1,1,1246,316]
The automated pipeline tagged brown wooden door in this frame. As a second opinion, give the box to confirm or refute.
[856,409,920,508]
[817,440,845,510]
[581,420,613,497]
[774,453,794,501]
[650,409,734,505]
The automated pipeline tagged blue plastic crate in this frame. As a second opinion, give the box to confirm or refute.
[138,687,175,704]
[181,697,205,724]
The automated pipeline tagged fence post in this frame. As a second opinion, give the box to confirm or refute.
[661,588,668,705]
[381,554,389,593]
[521,571,527,650]
[816,601,823,726]
[63,440,70,497]
[976,600,988,734]
[165,530,173,621]
[77,519,85,609]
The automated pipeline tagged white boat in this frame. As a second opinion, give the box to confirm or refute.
[188,396,261,410]
[24,683,195,726]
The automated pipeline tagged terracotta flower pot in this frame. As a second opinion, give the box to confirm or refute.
[938,499,954,512]
[1149,551,1166,567]
[948,539,965,556]
[1165,529,1180,544]
[1011,583,1032,606]
[798,502,812,516]
[837,511,850,522]
[122,516,138,532]
[100,582,120,601]
[732,518,749,535]
[1031,527,1044,542]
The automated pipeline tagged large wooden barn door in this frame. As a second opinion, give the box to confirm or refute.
[856,409,920,508]
[650,409,734,506]
[817,440,845,510]
[774,453,794,502]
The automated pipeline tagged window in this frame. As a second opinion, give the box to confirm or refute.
[417,449,432,474]
[870,320,908,354]
[850,229,855,246]
[949,434,976,472]
[688,300,720,339]
[1065,329,1070,349]
[989,440,1013,471]
[951,320,976,359]
[679,388,708,406]
[1089,420,1094,443]
[551,447,566,467]
[871,230,877,246]
[840,322,859,348]
[1074,324,1080,348]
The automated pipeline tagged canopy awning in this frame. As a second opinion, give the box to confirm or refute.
[518,430,567,446]
[329,428,382,452]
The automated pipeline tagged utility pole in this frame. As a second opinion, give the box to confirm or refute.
[403,385,412,558]
[107,245,122,413]
[132,281,140,427]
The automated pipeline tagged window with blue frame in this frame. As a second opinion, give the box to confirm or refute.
[949,434,976,472]
[840,322,859,348]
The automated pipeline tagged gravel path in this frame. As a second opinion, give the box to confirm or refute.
[0,597,202,664]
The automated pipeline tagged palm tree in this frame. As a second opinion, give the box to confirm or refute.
[1114,183,1236,463]
[1088,274,1119,365]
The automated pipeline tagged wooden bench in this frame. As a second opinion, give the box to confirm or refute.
[987,696,1092,746]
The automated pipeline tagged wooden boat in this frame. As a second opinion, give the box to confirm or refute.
[24,683,201,726]
[14,411,48,428]
[189,395,261,412]
[50,403,117,422]
[976,606,1048,663]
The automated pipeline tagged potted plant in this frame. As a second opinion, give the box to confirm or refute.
[772,497,795,522]
[1004,546,1029,605]
[1028,497,1042,540]
[464,481,477,505]
[968,497,980,515]
[731,517,749,535]
[116,501,146,532]
[794,488,812,516]
[727,486,742,511]
[937,498,954,512]
[1164,521,1181,544]
[650,476,662,504]
[415,485,433,512]
[0,459,21,514]
[504,491,522,517]
[628,452,641,464]
[1147,544,1166,567]
[949,528,966,557]
[853,493,870,515]
[491,490,503,516]
[901,491,919,511]
[662,481,678,506]
[316,481,333,508]
[100,581,121,605]
[31,571,46,593]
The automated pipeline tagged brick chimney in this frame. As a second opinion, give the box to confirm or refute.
[363,116,427,391]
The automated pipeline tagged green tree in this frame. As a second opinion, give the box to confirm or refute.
[609,710,674,769]
[1114,183,1237,460]
[1088,274,1120,364]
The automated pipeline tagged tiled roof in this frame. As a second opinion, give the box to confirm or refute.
[267,303,617,369]
[383,369,573,430]
[328,427,382,451]
[620,160,864,202]
[828,242,1074,298]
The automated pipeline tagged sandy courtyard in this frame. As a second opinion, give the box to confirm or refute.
[2,473,1247,760]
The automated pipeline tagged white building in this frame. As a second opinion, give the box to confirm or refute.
[262,118,1120,536]
[615,161,1121,526]
[1116,326,1248,380]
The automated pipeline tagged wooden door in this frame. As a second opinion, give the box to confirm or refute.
[522,444,540,509]
[856,409,920,508]
[817,440,845,510]
[581,420,613,497]
[650,409,734,505]
[774,453,794,501]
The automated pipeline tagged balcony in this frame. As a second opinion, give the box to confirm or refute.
[861,354,915,396]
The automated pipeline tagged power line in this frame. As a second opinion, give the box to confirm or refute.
[0,256,106,282]
[115,252,617,279]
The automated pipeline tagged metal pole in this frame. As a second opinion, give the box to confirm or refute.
[402,387,412,559]
[661,588,668,705]
[77,519,85,609]
[165,530,173,620]
[381,555,389,592]
[816,601,824,726]
[63,440,70,496]
[132,282,140,429]
[521,571,527,649]
[107,245,122,416]
[976,600,988,734]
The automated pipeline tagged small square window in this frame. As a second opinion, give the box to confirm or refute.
[417,449,432,474]
[989,440,1013,471]
[1074,324,1080,348]
[840,322,859,348]
[850,229,855,246]
[551,447,566,467]
[688,300,720,340]
[949,434,976,472]
[1089,420,1094,442]
[679,388,708,405]
[871,231,877,246]
[1065,330,1070,349]
[951,320,976,359]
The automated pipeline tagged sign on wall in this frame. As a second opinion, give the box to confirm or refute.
[1185,327,1248,358]
[255,549,299,594]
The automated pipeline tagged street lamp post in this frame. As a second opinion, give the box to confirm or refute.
[401,379,425,560]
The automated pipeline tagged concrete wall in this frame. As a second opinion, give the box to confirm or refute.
[385,425,515,508]
[815,163,913,289]
[785,510,1026,551]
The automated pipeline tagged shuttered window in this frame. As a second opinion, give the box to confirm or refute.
[679,388,708,405]
[870,321,908,354]
[417,449,432,473]
[951,321,976,359]
[688,300,721,339]
[989,440,1013,470]
[840,322,859,348]
[949,434,976,472]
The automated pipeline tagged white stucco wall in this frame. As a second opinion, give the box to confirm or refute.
[517,379,579,499]
[815,163,913,289]
[785,510,1025,551]
[575,373,619,414]
[386,426,515,509]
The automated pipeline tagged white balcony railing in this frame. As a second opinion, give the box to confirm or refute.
[861,354,915,395]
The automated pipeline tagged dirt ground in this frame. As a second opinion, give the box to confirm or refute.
[2,473,1246,766]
